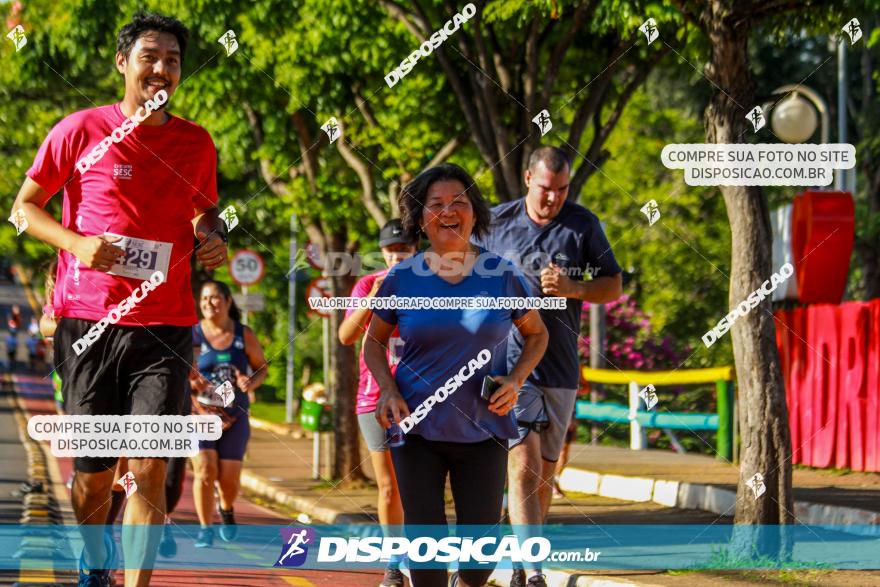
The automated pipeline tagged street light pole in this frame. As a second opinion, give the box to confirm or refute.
[837,37,854,193]
[286,213,297,424]
[589,303,605,445]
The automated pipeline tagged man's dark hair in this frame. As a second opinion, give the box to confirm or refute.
[399,164,491,243]
[528,146,571,174]
[117,12,189,64]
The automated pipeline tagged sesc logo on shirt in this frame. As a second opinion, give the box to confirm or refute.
[113,163,133,180]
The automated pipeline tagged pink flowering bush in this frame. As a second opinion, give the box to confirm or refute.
[579,294,690,373]
[577,295,716,452]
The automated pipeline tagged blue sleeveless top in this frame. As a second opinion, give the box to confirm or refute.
[193,321,250,410]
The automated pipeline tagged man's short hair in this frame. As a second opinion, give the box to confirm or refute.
[528,146,571,174]
[117,12,189,65]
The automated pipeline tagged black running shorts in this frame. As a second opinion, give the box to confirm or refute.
[54,317,192,473]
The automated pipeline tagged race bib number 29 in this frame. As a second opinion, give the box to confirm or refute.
[104,233,172,282]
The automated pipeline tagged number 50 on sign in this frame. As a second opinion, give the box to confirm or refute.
[230,250,265,286]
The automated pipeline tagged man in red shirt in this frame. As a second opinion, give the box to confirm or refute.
[10,12,227,587]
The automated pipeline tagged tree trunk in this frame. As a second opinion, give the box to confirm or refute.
[856,156,880,299]
[855,12,880,300]
[703,0,793,555]
[326,230,365,485]
[856,233,880,299]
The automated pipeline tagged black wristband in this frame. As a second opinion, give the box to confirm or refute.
[194,230,228,249]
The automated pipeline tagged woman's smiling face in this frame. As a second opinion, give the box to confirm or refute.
[200,283,230,321]
[420,180,474,251]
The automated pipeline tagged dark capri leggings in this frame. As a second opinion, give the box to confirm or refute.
[391,433,508,587]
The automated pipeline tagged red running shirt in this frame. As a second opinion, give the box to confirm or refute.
[27,103,218,326]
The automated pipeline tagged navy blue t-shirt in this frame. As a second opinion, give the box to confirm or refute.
[372,249,531,443]
[473,199,621,389]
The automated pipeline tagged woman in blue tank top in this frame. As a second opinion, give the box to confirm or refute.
[189,280,268,548]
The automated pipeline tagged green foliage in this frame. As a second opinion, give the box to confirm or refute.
[4,0,856,425]
[584,84,733,368]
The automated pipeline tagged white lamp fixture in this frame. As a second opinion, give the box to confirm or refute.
[771,92,819,144]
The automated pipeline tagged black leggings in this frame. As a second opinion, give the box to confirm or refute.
[391,434,508,587]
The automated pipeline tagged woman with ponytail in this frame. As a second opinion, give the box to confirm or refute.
[189,279,267,547]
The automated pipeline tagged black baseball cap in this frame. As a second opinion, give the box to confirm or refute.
[378,219,411,247]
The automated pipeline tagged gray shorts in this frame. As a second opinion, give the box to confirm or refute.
[509,381,577,462]
[358,411,389,452]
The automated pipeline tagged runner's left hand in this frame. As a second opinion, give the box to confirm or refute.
[236,370,252,393]
[196,231,228,270]
[488,375,520,416]
[190,372,210,394]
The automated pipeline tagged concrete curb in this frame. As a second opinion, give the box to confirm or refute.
[558,465,880,536]
[239,468,361,524]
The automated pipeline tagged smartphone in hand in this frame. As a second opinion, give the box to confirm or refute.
[481,375,501,401]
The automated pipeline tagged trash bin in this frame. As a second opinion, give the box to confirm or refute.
[300,400,332,432]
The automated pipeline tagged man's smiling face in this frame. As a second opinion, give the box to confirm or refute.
[116,30,181,109]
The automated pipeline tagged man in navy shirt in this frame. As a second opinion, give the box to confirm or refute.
[474,146,622,587]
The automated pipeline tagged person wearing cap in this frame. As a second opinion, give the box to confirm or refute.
[338,218,417,587]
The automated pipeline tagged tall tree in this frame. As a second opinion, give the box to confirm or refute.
[671,0,837,552]
[848,7,880,299]
[173,0,472,482]
[378,0,679,200]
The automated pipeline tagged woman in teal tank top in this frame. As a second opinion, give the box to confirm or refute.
[189,280,268,548]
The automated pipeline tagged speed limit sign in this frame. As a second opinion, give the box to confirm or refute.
[230,250,265,286]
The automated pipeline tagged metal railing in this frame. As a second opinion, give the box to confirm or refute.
[576,366,736,461]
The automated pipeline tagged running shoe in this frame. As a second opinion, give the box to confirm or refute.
[194,527,214,548]
[552,478,565,499]
[77,531,115,587]
[509,566,526,587]
[218,507,237,541]
[158,523,177,558]
[380,566,405,586]
[78,570,112,587]
[526,574,548,587]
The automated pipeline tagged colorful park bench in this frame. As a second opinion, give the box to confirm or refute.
[576,366,737,461]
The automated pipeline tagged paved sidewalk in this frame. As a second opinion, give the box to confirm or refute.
[241,419,880,586]
[565,445,880,509]
[240,423,735,526]
[243,420,880,527]
[241,422,380,524]
[559,445,880,530]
